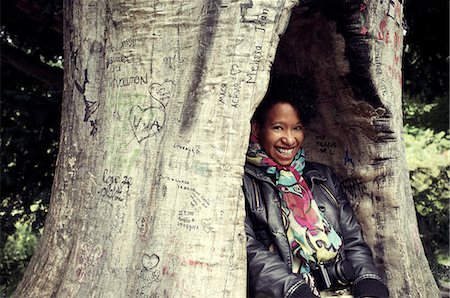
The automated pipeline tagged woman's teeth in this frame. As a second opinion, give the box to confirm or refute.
[276,148,294,155]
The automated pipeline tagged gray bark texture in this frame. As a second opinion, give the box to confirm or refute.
[13,0,438,297]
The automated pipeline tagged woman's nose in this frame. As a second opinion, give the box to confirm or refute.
[282,132,296,145]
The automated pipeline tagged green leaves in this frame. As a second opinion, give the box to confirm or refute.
[404,124,449,286]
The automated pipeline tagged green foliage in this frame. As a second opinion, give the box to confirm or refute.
[404,124,450,285]
[1,32,60,298]
[403,95,449,134]
[0,216,42,297]
[0,62,60,250]
[403,0,449,104]
[402,0,449,284]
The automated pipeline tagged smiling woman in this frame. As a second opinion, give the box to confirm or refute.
[243,75,390,298]
[252,103,305,166]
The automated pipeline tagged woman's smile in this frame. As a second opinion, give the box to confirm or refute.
[253,102,304,166]
[277,147,295,155]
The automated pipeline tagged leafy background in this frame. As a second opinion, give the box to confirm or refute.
[1,0,448,296]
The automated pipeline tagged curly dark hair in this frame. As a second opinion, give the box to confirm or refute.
[252,74,317,126]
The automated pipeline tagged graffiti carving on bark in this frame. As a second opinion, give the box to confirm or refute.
[129,80,175,143]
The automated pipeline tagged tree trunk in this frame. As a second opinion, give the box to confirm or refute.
[14,0,438,297]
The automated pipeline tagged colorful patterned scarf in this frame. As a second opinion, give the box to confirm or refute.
[246,136,343,276]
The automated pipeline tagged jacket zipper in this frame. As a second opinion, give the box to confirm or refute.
[251,179,261,210]
[319,183,339,208]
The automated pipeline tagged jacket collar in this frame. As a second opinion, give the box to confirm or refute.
[244,161,328,186]
[303,162,328,184]
[244,162,273,184]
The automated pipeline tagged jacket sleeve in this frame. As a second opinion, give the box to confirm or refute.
[243,175,315,298]
[245,209,314,298]
[326,167,389,297]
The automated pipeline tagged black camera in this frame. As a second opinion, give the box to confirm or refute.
[311,260,356,290]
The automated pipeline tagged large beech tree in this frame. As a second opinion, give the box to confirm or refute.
[14,0,438,297]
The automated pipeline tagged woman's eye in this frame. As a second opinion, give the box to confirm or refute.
[294,126,303,130]
[273,126,283,130]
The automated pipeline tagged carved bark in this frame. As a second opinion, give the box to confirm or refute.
[14,0,438,297]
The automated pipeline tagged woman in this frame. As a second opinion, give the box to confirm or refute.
[243,76,389,298]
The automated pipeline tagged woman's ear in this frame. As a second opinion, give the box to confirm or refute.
[251,120,260,137]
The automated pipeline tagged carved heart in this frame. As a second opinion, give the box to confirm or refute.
[142,253,160,270]
[230,64,241,75]
[129,105,165,143]
[200,218,212,233]
[150,80,175,106]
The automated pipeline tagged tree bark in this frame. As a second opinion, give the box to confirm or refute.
[14,0,438,297]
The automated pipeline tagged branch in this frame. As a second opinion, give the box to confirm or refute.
[1,43,63,91]
[16,0,63,35]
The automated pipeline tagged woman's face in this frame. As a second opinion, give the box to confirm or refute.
[253,102,305,166]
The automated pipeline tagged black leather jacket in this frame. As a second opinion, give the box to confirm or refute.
[243,161,387,298]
